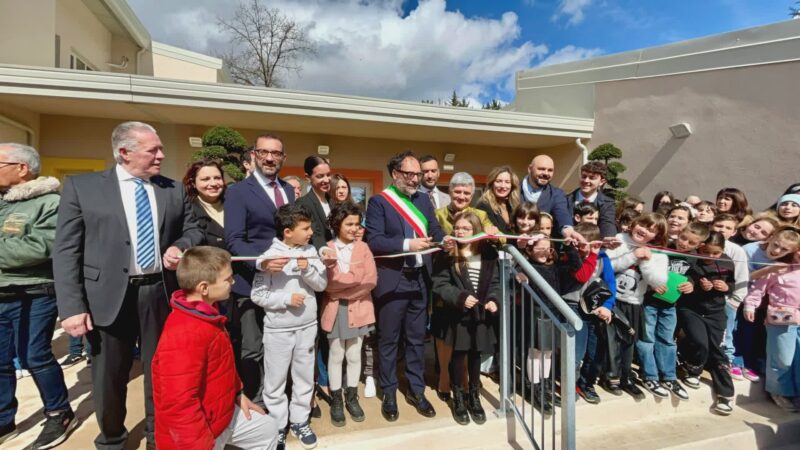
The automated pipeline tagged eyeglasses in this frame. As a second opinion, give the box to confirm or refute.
[253,149,284,159]
[394,169,422,180]
[0,161,21,168]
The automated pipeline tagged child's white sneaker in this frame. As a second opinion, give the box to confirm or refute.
[713,397,733,416]
[364,376,377,398]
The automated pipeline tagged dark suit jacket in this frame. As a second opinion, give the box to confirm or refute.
[295,191,333,250]
[566,189,618,238]
[191,200,226,249]
[53,168,202,326]
[521,182,573,234]
[365,190,445,299]
[224,174,295,296]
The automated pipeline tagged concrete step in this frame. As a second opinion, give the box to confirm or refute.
[575,375,800,450]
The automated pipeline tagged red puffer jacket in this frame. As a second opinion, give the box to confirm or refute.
[152,290,241,450]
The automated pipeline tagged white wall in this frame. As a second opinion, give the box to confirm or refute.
[589,61,800,211]
[0,0,56,68]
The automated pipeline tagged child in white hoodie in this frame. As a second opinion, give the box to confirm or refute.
[603,212,669,399]
[252,204,327,449]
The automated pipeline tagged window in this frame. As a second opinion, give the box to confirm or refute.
[69,54,94,71]
[54,35,60,68]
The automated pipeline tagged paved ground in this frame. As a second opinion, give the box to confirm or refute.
[8,327,505,450]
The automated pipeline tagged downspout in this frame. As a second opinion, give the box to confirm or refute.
[0,114,35,146]
[576,138,588,164]
[136,47,147,75]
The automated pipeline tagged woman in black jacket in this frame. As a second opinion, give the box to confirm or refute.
[182,159,226,248]
[475,165,520,234]
[433,211,501,426]
[295,156,333,250]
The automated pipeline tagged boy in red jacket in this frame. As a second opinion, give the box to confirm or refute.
[152,246,278,450]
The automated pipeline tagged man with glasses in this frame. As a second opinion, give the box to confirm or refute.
[0,143,76,449]
[224,134,296,413]
[365,151,445,422]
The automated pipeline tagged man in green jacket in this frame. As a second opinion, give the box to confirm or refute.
[0,143,76,449]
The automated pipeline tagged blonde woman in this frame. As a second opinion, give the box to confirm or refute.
[476,165,521,234]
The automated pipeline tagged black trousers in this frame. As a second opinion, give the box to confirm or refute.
[607,302,642,385]
[229,296,265,404]
[377,272,428,395]
[677,308,735,398]
[87,280,169,449]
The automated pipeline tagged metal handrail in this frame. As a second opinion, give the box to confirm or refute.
[498,244,579,450]
[504,244,583,332]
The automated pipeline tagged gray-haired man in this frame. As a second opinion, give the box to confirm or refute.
[0,143,76,449]
[54,122,202,449]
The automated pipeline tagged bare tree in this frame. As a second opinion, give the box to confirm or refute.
[217,0,315,88]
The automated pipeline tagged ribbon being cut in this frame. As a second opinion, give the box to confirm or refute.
[225,231,797,268]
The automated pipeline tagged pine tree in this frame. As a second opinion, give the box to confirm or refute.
[588,143,629,200]
[192,126,249,181]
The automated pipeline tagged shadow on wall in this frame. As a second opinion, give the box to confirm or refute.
[626,137,688,197]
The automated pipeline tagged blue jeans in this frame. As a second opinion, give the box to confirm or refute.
[0,295,71,426]
[765,324,800,397]
[636,304,677,381]
[724,303,738,365]
[568,303,591,373]
[68,335,91,356]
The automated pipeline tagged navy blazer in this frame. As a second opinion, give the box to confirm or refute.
[365,190,445,299]
[566,189,618,238]
[522,181,573,234]
[224,174,295,296]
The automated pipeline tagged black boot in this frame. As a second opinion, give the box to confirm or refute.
[330,389,345,427]
[451,385,470,425]
[344,387,365,422]
[532,383,553,416]
[467,384,486,424]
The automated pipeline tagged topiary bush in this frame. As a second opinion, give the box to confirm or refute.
[191,126,249,181]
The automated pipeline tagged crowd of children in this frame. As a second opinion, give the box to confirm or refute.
[150,162,800,449]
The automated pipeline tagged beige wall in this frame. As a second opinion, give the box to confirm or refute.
[0,103,41,147]
[0,0,56,67]
[589,61,800,211]
[110,34,142,75]
[55,0,112,70]
[33,115,584,193]
[152,53,220,83]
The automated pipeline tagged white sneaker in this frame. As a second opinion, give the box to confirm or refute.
[15,369,30,379]
[364,376,377,398]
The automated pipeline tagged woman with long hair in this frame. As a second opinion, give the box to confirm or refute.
[716,187,752,225]
[476,166,520,234]
[182,158,227,248]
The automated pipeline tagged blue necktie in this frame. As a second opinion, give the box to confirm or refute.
[134,178,156,270]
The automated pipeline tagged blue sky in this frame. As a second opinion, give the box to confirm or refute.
[129,0,797,105]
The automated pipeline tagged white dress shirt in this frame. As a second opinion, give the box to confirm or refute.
[116,165,161,275]
[575,191,598,204]
[334,238,354,273]
[253,169,289,206]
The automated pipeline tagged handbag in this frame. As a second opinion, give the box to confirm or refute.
[766,305,800,326]
[580,280,613,315]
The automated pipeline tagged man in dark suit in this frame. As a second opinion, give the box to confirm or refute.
[224,134,295,404]
[566,161,617,238]
[54,121,202,449]
[521,154,584,241]
[366,151,446,422]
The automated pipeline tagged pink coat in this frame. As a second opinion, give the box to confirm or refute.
[743,268,800,312]
[320,240,378,332]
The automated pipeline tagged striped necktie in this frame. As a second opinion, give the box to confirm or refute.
[134,178,156,270]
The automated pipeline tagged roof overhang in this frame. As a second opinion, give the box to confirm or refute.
[86,0,151,50]
[0,65,593,148]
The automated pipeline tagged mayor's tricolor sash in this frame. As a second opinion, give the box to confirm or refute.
[380,185,428,238]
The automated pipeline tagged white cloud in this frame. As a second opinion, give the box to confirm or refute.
[128,0,584,103]
[539,45,603,66]
[552,0,594,26]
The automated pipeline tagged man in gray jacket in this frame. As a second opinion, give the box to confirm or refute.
[54,122,202,449]
[0,143,75,449]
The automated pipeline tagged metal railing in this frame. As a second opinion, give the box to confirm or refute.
[496,244,583,450]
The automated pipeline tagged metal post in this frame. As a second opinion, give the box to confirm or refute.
[496,257,511,416]
[560,324,577,450]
